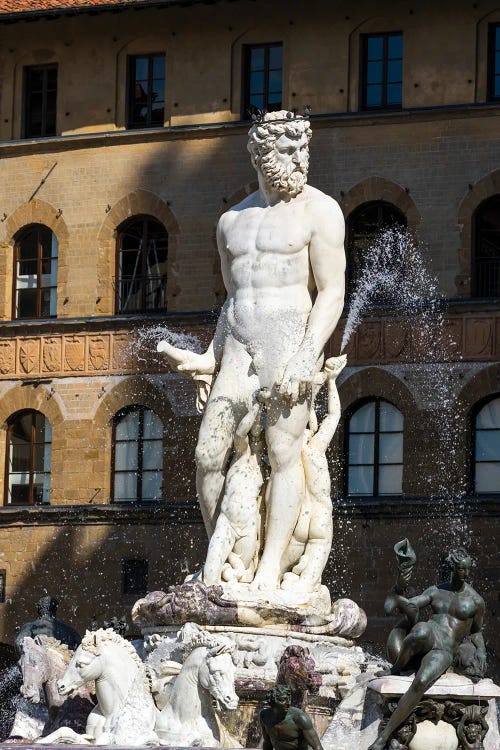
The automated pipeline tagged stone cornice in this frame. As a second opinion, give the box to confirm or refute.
[0,502,203,527]
[0,496,497,526]
[0,306,499,379]
[0,103,497,157]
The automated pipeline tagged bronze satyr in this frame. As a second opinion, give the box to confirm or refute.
[260,685,324,750]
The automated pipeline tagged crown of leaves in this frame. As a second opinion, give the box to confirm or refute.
[250,106,311,125]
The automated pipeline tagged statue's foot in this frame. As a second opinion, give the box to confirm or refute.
[281,572,315,593]
[250,570,279,591]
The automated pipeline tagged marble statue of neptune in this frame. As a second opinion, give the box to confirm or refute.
[159,110,346,609]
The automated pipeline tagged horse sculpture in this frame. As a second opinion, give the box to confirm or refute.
[38,628,158,746]
[36,624,239,747]
[154,625,240,747]
[19,635,94,737]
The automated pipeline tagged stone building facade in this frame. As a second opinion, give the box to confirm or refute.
[0,0,498,674]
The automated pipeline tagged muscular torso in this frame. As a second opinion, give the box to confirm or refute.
[219,188,316,371]
[426,584,483,650]
[261,708,309,750]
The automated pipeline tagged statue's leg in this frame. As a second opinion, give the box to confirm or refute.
[203,512,236,585]
[252,396,310,589]
[195,398,239,537]
[195,341,258,537]
[390,622,433,675]
[289,447,333,590]
[368,648,453,750]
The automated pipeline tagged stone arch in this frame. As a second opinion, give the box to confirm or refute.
[94,375,171,428]
[331,366,419,496]
[339,177,421,233]
[455,170,500,296]
[0,200,70,320]
[93,375,172,503]
[96,190,181,315]
[0,383,64,429]
[0,383,64,507]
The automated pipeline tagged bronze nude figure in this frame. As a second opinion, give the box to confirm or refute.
[260,685,324,750]
[369,543,486,750]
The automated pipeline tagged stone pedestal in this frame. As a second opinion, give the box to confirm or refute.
[135,582,370,748]
[322,672,500,750]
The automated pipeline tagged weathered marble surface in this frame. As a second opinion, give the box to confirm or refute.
[132,582,366,639]
[322,673,500,750]
[157,109,347,613]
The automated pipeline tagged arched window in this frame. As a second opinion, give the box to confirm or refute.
[112,406,163,502]
[14,225,58,319]
[346,201,406,299]
[5,410,52,505]
[346,399,403,497]
[115,216,168,314]
[472,195,500,298]
[473,396,500,494]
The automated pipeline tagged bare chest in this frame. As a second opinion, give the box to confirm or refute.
[433,590,477,621]
[223,204,311,261]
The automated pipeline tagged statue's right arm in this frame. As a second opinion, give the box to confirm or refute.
[157,217,232,376]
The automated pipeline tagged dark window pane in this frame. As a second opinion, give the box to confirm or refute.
[17,289,37,318]
[378,465,403,494]
[366,84,383,107]
[269,45,282,69]
[243,43,282,118]
[387,83,402,105]
[153,55,165,78]
[269,69,282,92]
[388,34,403,58]
[387,59,402,83]
[496,50,500,73]
[362,33,403,110]
[250,47,265,70]
[7,412,51,506]
[475,430,500,461]
[475,462,500,493]
[349,434,375,464]
[476,398,500,429]
[250,70,265,94]
[367,36,383,59]
[135,57,148,79]
[367,61,383,84]
[267,93,282,107]
[128,54,166,129]
[23,65,57,138]
[250,94,264,110]
[348,465,374,495]
[473,196,500,296]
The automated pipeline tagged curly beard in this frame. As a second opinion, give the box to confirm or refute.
[259,149,309,197]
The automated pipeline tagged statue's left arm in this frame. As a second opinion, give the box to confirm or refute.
[296,711,324,750]
[279,196,345,403]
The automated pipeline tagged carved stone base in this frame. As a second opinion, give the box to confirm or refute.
[140,619,373,748]
[321,673,500,750]
[132,581,367,639]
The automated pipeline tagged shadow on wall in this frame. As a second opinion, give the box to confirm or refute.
[0,519,207,645]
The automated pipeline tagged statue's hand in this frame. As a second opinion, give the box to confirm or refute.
[278,351,315,404]
[157,341,216,377]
